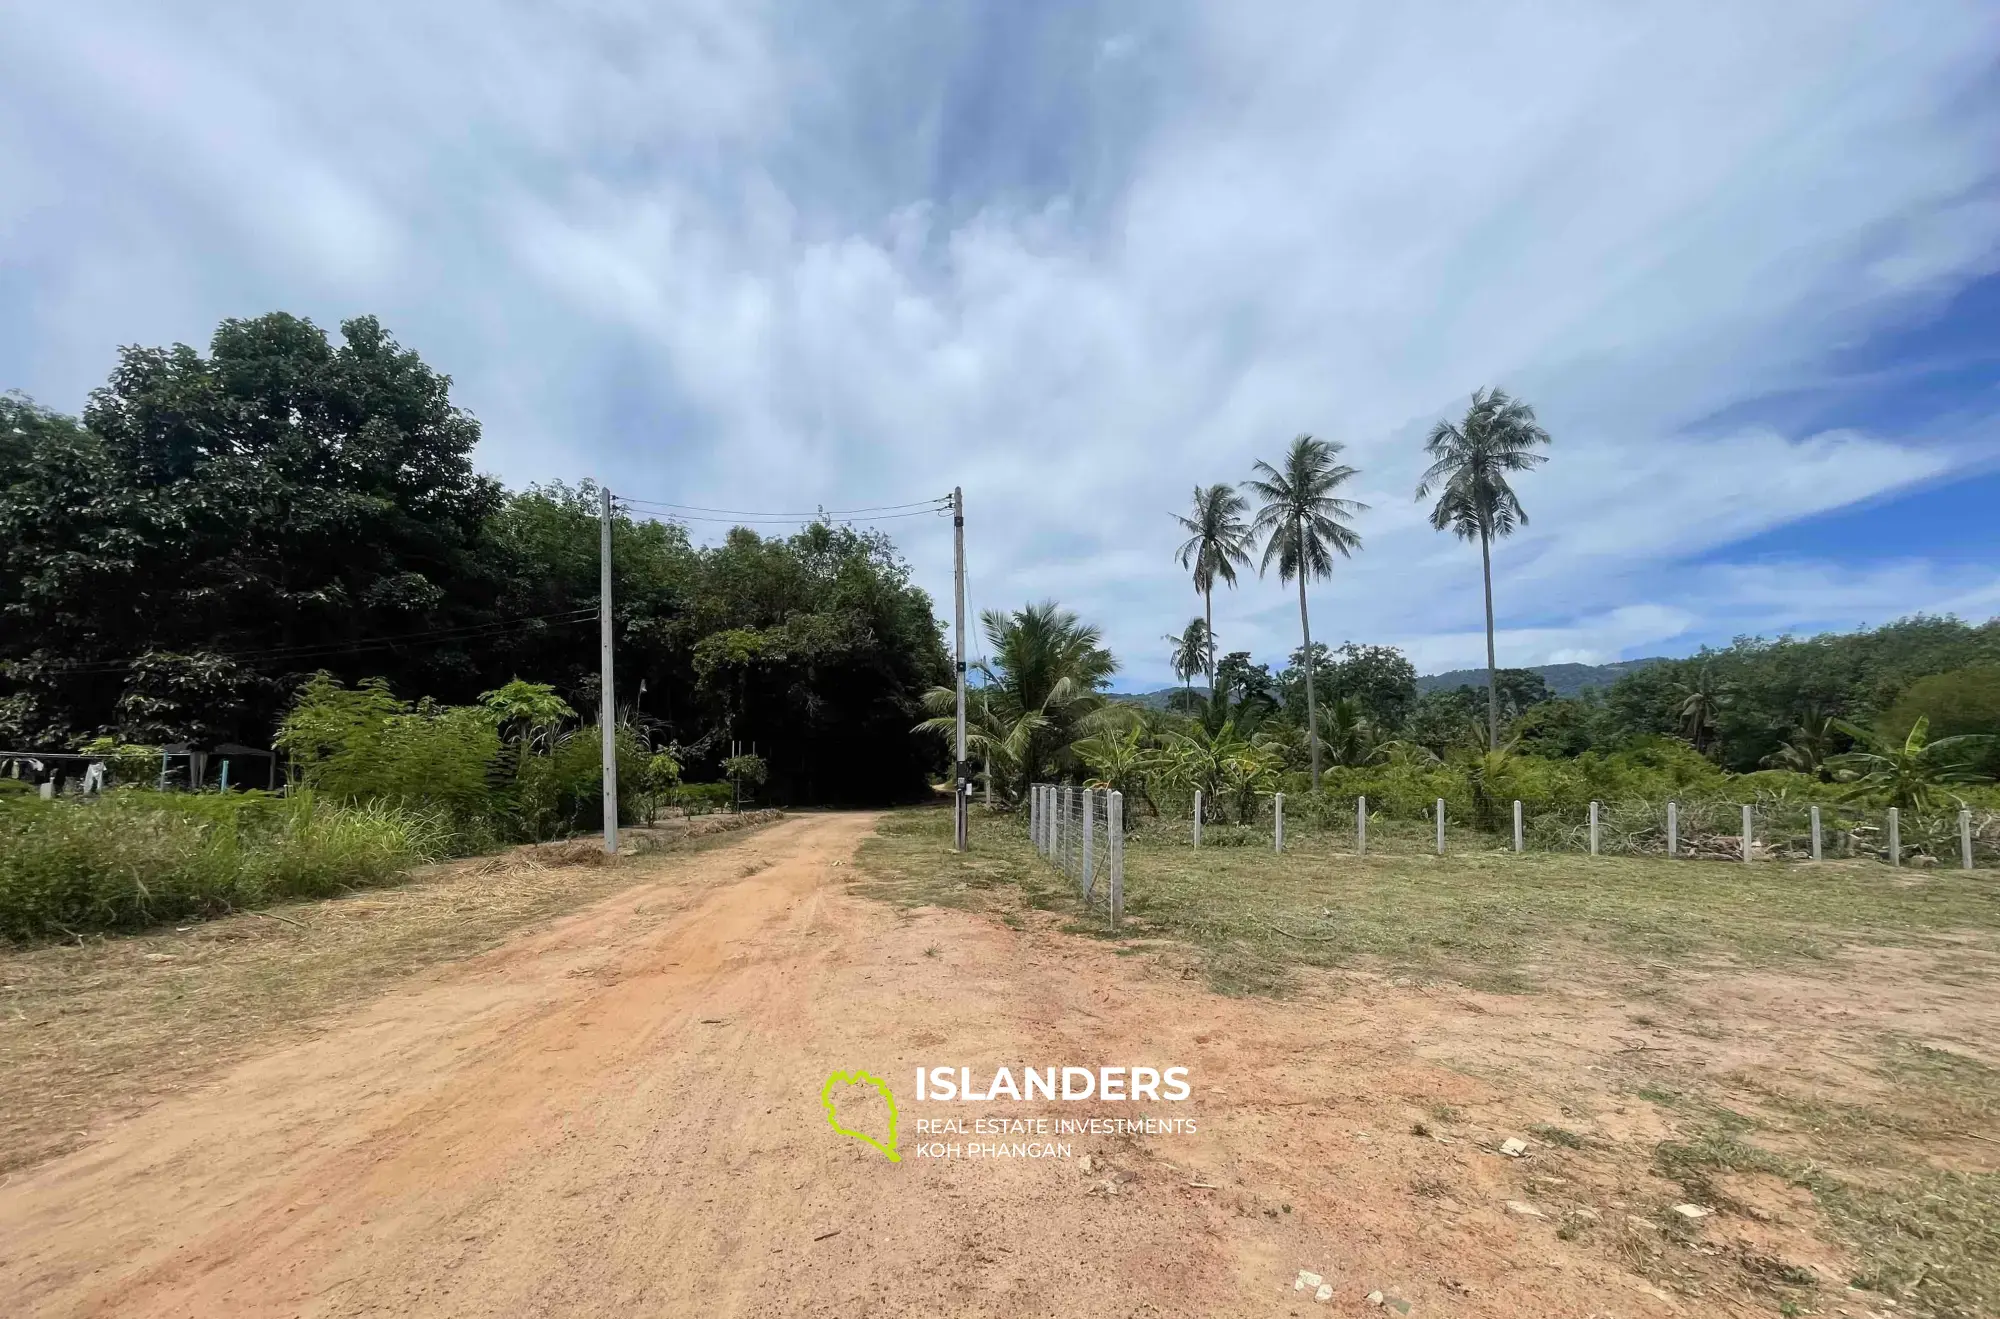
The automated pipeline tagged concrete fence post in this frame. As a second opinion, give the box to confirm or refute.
[1513,799,1524,853]
[1435,798,1446,856]
[1811,804,1822,862]
[1066,787,1077,875]
[1962,807,1974,872]
[1357,795,1368,856]
[1667,801,1678,858]
[1193,791,1203,849]
[1274,792,1285,854]
[1109,790,1125,929]
[1032,785,1042,853]
[1082,787,1096,900]
[1056,786,1067,866]
[1741,803,1753,863]
[1888,806,1900,867]
[1589,801,1600,856]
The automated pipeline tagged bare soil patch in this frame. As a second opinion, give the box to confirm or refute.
[0,811,781,1175]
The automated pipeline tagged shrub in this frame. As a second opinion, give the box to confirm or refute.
[277,674,500,844]
[675,782,734,815]
[514,722,649,838]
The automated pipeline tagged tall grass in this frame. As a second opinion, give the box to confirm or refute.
[0,790,449,940]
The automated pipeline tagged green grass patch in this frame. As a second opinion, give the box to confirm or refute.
[855,806,2000,995]
[0,790,449,940]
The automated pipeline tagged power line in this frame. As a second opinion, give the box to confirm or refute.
[620,506,951,527]
[615,495,950,519]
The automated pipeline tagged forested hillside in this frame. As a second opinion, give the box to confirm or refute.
[1415,659,1664,697]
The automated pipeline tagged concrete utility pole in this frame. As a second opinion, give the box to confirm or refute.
[600,486,619,856]
[953,486,969,852]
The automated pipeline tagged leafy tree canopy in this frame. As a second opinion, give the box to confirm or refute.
[1,316,950,804]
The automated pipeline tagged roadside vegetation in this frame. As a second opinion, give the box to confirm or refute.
[1,310,949,940]
[0,790,445,941]
[0,314,950,808]
[920,602,2000,869]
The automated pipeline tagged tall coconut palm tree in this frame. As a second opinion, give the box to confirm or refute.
[1247,435,1366,790]
[1415,387,1551,751]
[1172,485,1252,699]
[1165,618,1210,705]
[916,601,1118,799]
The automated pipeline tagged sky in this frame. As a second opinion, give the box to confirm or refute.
[3,1,1997,689]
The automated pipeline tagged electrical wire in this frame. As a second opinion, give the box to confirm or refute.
[614,495,949,519]
[621,506,951,527]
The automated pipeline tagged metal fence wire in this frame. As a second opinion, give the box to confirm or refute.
[1119,789,1996,870]
[1028,783,1124,927]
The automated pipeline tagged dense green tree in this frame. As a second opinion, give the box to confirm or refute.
[1508,694,1608,759]
[1882,666,2000,779]
[1406,686,1486,757]
[2,315,501,746]
[1415,388,1551,750]
[1600,617,2000,772]
[1216,651,1280,724]
[1,316,952,804]
[1328,643,1419,733]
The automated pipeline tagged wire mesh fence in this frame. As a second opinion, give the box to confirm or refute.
[1101,789,1999,870]
[1028,783,1124,926]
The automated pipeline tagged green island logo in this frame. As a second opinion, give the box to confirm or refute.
[821,1069,901,1163]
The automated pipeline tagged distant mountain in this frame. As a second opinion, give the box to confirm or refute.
[1111,658,1664,708]
[1416,658,1667,698]
[1107,687,1186,710]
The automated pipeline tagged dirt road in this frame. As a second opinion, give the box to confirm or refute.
[1,812,1774,1316]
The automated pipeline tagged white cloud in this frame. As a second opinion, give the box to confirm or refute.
[3,1,1997,687]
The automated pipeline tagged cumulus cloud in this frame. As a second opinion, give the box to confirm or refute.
[3,1,1996,685]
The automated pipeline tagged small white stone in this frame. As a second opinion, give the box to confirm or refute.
[1314,1283,1333,1303]
[1296,1270,1323,1291]
[1500,1137,1529,1157]
[1671,1203,1711,1220]
[1366,1290,1385,1305]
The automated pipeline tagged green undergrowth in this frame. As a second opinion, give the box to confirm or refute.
[0,790,449,940]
